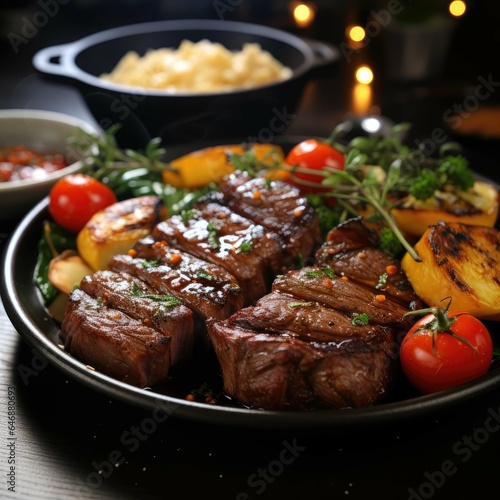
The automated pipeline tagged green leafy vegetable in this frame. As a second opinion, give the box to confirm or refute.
[377,228,404,259]
[409,169,440,200]
[34,221,77,304]
[305,194,341,239]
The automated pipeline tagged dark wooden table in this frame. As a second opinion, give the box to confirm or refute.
[2,3,500,499]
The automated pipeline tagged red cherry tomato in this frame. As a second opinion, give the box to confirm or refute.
[400,308,493,394]
[285,139,345,194]
[49,174,117,233]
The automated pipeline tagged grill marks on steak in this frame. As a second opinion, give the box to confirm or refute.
[79,270,194,365]
[60,289,172,387]
[152,202,284,305]
[206,273,399,410]
[59,174,321,389]
[272,268,412,329]
[231,291,391,344]
[108,248,243,324]
[218,172,322,268]
[315,217,423,308]
[206,218,418,411]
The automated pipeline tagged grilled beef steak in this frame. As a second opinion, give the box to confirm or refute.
[59,176,415,408]
[272,267,414,328]
[315,217,423,308]
[206,218,418,410]
[152,202,284,305]
[207,317,394,410]
[79,269,194,365]
[218,172,321,268]
[108,249,243,325]
[60,289,171,387]
[230,290,392,343]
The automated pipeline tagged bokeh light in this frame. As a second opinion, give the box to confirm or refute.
[355,66,374,85]
[347,25,366,43]
[292,2,316,28]
[449,1,466,17]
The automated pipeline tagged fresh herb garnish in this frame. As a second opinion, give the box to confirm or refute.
[67,125,217,214]
[305,269,323,279]
[141,259,159,269]
[227,145,283,177]
[377,227,404,259]
[181,209,195,223]
[33,221,77,304]
[322,266,336,279]
[197,269,213,280]
[288,301,313,308]
[351,313,370,326]
[207,221,220,250]
[238,240,253,254]
[305,194,341,239]
[376,273,388,289]
[306,266,336,279]
[130,282,181,308]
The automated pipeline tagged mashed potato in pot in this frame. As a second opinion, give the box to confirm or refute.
[99,39,293,93]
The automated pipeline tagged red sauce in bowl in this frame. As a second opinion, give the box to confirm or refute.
[0,145,68,182]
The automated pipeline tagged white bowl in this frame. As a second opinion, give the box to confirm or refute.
[0,109,100,221]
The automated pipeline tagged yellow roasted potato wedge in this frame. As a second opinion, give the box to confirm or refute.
[47,292,70,324]
[162,143,286,188]
[77,195,167,271]
[48,250,94,295]
[401,221,500,320]
[392,180,499,237]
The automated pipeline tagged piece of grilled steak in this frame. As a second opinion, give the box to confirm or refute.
[79,269,194,366]
[271,266,415,329]
[108,247,243,325]
[60,289,171,387]
[218,171,321,268]
[207,301,394,410]
[231,290,392,343]
[206,218,420,411]
[152,202,284,305]
[315,217,424,308]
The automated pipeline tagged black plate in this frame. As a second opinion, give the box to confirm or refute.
[2,138,500,431]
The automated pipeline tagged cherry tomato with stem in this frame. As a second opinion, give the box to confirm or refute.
[285,138,345,195]
[400,298,493,394]
[49,174,117,233]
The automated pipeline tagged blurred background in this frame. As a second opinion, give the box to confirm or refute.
[0,0,499,160]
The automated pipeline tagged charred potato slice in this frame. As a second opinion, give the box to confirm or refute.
[392,180,499,238]
[77,195,167,271]
[402,221,500,320]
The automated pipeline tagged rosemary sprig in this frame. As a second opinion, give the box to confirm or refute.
[68,124,173,177]
[67,125,214,214]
